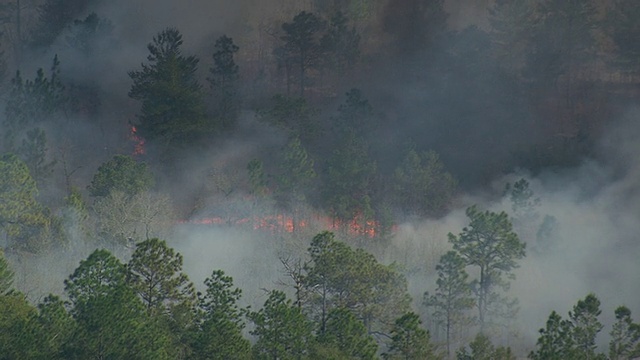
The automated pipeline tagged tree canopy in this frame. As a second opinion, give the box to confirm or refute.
[448,205,525,329]
[129,28,208,150]
[88,154,154,197]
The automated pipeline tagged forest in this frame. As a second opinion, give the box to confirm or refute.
[0,0,640,358]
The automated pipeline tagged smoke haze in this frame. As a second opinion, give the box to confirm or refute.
[1,0,639,357]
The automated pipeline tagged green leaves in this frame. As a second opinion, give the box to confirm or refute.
[392,149,457,217]
[276,136,316,208]
[0,249,14,295]
[129,28,207,150]
[127,238,195,315]
[208,35,240,130]
[448,205,525,329]
[88,154,154,197]
[247,158,268,197]
[322,89,379,226]
[333,88,373,136]
[279,11,325,97]
[324,132,376,223]
[32,295,75,359]
[4,56,66,150]
[320,11,360,73]
[64,249,128,307]
[258,94,320,141]
[450,206,524,273]
[318,307,378,359]
[209,35,239,90]
[457,333,515,360]
[305,231,411,334]
[424,251,474,357]
[0,153,54,252]
[66,12,114,56]
[570,294,604,359]
[195,270,250,359]
[0,153,38,230]
[383,312,441,360]
[18,128,56,187]
[0,292,38,360]
[63,249,169,359]
[529,311,576,360]
[250,290,313,360]
[530,294,610,360]
[609,306,640,360]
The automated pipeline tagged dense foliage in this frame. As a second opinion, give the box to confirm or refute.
[0,0,638,358]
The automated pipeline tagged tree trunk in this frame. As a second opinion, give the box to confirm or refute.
[479,265,485,331]
[299,49,305,97]
[321,281,327,335]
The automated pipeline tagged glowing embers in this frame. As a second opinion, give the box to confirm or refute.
[185,213,382,238]
[325,214,378,238]
[185,215,303,233]
[130,126,145,155]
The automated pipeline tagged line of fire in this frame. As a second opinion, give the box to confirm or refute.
[131,125,388,238]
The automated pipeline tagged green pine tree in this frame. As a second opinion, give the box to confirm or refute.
[194,270,251,359]
[424,251,475,357]
[129,28,208,151]
[250,290,314,360]
[448,206,525,330]
[383,312,442,360]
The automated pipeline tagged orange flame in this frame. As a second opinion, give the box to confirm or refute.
[183,213,386,238]
[130,126,145,155]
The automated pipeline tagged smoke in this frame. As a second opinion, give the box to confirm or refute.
[2,0,639,357]
[394,108,640,352]
[169,225,285,308]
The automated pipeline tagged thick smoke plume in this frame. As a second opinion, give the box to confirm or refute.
[1,0,639,357]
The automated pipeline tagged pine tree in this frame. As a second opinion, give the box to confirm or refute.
[609,306,640,360]
[18,127,56,187]
[275,136,316,211]
[392,149,457,217]
[424,251,474,357]
[0,249,14,295]
[88,154,154,197]
[30,0,92,49]
[250,290,313,359]
[448,206,525,330]
[0,153,52,252]
[529,311,576,360]
[129,28,207,150]
[304,231,411,335]
[279,11,325,97]
[320,11,360,74]
[208,35,240,130]
[570,293,604,359]
[383,312,442,360]
[126,238,195,316]
[65,249,173,359]
[318,307,378,359]
[195,270,251,359]
[457,333,516,360]
[4,56,65,151]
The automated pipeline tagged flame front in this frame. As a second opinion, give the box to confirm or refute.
[184,213,384,238]
[130,126,145,155]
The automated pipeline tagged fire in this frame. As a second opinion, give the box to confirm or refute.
[184,213,386,238]
[325,214,379,238]
[130,126,145,155]
[184,215,304,234]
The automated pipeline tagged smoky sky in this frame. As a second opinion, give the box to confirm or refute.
[3,0,640,357]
